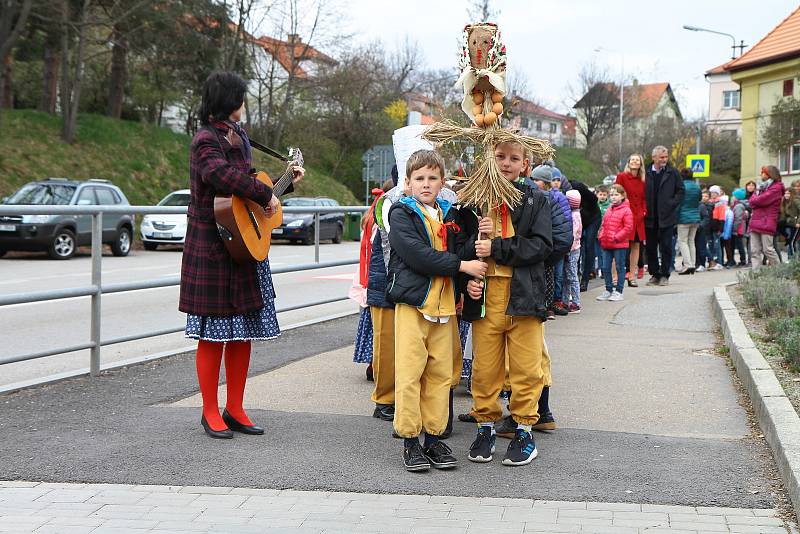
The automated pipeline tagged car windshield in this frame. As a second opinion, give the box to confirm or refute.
[159,193,190,206]
[282,198,315,207]
[5,184,75,205]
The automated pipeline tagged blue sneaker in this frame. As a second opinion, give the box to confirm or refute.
[468,426,496,463]
[502,429,538,466]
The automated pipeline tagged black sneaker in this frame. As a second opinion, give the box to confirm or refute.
[502,429,538,466]
[468,426,496,463]
[373,404,394,421]
[458,413,477,423]
[495,415,517,438]
[403,441,431,472]
[423,440,458,469]
[532,412,557,431]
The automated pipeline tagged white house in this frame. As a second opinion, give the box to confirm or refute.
[705,63,742,138]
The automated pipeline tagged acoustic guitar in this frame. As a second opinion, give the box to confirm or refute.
[214,148,303,264]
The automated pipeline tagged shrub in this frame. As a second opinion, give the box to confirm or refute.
[740,275,800,318]
[766,316,800,370]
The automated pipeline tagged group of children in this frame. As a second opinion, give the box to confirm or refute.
[352,141,555,471]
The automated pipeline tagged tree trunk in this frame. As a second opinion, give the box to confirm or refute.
[38,47,59,113]
[0,54,12,108]
[106,23,127,118]
[59,0,72,142]
[62,0,91,144]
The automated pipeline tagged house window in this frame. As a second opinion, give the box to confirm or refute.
[549,123,557,134]
[783,79,794,97]
[521,118,529,128]
[722,90,740,109]
[535,120,542,131]
[779,143,800,173]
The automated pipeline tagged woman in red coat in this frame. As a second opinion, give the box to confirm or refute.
[615,154,647,287]
[179,71,304,439]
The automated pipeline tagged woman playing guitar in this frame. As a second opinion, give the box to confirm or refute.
[179,71,304,439]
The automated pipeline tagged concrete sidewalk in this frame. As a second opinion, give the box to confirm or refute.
[0,267,797,532]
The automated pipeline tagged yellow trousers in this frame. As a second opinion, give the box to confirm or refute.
[451,321,463,388]
[471,277,545,425]
[370,306,395,406]
[393,303,455,438]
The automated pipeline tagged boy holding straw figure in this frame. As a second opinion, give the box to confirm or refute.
[461,140,553,466]
[387,149,488,472]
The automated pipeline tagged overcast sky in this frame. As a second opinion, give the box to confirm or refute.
[344,0,798,120]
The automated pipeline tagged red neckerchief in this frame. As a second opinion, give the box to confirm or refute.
[359,189,385,288]
[438,221,461,250]
[500,204,509,238]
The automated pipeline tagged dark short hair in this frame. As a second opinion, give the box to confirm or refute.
[680,168,693,180]
[198,71,247,126]
[595,185,609,193]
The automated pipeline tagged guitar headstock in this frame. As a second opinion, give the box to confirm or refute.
[288,147,304,168]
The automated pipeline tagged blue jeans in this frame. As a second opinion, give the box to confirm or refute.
[707,231,721,263]
[602,248,628,293]
[566,249,581,306]
[553,257,565,301]
[695,227,708,267]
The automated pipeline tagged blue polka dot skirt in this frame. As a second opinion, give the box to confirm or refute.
[185,260,281,342]
[352,306,373,364]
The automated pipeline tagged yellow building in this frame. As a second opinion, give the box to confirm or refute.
[725,6,800,184]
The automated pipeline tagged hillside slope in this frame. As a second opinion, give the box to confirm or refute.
[0,110,358,205]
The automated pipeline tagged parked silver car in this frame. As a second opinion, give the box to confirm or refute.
[0,178,134,260]
[140,190,189,250]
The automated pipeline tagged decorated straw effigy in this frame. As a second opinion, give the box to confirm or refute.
[422,23,555,212]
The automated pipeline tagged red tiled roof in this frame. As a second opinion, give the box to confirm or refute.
[725,6,800,72]
[706,62,729,75]
[574,82,677,119]
[511,97,570,122]
[254,35,336,78]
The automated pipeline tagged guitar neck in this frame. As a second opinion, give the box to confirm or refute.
[271,151,302,197]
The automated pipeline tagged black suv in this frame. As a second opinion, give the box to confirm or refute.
[273,197,344,245]
[0,178,134,259]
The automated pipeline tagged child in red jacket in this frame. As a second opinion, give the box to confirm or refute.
[597,185,633,302]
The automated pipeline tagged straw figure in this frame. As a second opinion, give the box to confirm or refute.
[423,22,554,214]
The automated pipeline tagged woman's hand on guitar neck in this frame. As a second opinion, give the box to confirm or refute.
[289,163,305,184]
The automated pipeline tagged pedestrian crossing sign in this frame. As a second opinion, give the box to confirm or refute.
[686,154,710,177]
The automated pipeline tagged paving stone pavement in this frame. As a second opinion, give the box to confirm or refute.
[0,481,792,534]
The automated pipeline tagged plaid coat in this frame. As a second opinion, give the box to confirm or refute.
[178,121,273,316]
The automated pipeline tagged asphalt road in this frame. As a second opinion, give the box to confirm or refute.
[0,241,361,387]
[0,269,785,507]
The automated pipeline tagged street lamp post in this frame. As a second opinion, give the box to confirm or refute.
[595,47,625,170]
[682,25,747,60]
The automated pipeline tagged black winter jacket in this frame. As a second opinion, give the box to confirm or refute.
[526,180,572,265]
[386,197,463,308]
[570,180,600,227]
[645,164,685,228]
[460,183,553,321]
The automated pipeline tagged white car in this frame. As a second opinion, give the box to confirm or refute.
[140,190,189,250]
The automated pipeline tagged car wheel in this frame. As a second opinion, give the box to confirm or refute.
[48,229,76,260]
[332,224,343,244]
[143,242,158,251]
[301,227,314,246]
[111,227,132,256]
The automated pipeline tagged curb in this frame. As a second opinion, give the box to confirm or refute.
[713,282,800,523]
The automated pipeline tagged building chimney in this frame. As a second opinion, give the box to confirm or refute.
[287,33,301,45]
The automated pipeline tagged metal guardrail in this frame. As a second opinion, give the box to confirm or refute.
[0,204,368,374]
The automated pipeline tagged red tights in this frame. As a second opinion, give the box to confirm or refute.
[195,340,254,431]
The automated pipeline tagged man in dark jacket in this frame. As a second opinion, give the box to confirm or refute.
[644,145,685,285]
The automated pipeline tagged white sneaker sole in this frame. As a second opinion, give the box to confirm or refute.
[502,447,538,466]
[468,444,496,463]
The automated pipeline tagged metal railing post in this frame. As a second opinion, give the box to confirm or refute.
[90,213,103,376]
[314,211,320,263]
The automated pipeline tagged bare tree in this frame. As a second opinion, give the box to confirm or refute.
[467,0,498,21]
[0,0,34,108]
[569,60,619,149]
